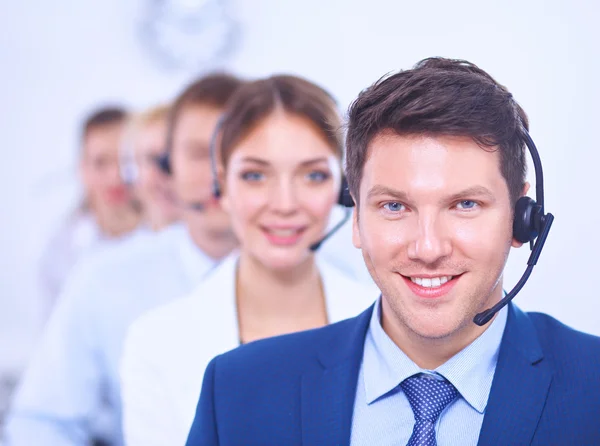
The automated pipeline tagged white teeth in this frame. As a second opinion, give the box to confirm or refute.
[267,228,299,236]
[410,276,453,288]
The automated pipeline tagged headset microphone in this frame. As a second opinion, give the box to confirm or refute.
[473,128,554,326]
[152,153,208,212]
[309,178,355,251]
[155,152,172,176]
[209,115,227,199]
[185,202,207,212]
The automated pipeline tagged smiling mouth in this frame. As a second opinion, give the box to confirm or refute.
[261,226,307,246]
[399,273,463,298]
[262,227,305,237]
[409,276,454,288]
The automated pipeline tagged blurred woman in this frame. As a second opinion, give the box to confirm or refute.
[120,75,379,445]
[121,105,181,231]
[39,107,142,315]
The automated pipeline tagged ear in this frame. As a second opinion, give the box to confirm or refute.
[511,182,531,248]
[352,201,361,249]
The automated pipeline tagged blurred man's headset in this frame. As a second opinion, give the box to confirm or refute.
[154,118,208,212]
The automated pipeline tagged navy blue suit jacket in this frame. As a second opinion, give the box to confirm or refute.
[186,304,600,445]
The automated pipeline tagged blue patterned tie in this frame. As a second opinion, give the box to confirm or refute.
[400,374,458,446]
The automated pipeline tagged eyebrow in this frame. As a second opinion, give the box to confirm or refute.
[239,156,331,167]
[446,186,496,203]
[367,185,496,203]
[181,141,210,152]
[367,185,410,202]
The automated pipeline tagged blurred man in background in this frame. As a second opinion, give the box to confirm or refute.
[3,73,244,446]
[120,105,181,231]
[38,107,142,318]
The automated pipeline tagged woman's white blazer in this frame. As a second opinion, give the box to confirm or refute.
[120,253,379,446]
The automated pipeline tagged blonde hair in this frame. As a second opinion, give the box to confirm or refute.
[119,104,170,184]
[137,104,170,127]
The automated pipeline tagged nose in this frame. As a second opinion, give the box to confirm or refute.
[406,211,452,264]
[270,178,298,215]
[107,159,124,185]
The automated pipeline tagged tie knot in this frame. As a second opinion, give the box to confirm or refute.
[400,374,458,422]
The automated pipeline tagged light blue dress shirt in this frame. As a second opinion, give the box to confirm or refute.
[4,223,217,446]
[350,297,508,446]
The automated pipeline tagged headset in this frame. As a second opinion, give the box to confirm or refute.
[155,150,209,210]
[155,151,172,176]
[473,128,554,325]
[304,124,554,326]
[154,106,179,176]
[207,114,355,251]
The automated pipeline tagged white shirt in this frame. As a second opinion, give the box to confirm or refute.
[38,212,113,317]
[120,254,380,446]
[350,298,507,445]
[4,223,216,446]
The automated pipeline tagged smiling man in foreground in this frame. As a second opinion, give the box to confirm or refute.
[185,58,600,445]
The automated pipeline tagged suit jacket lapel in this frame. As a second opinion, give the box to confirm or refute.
[301,305,374,446]
[478,304,553,446]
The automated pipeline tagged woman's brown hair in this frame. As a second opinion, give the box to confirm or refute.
[217,75,343,167]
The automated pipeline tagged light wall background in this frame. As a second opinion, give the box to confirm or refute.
[1,0,598,373]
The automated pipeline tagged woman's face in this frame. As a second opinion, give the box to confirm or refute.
[222,111,341,270]
[134,119,180,228]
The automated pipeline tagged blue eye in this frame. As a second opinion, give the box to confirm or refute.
[383,202,405,212]
[241,172,264,182]
[307,171,330,182]
[456,200,478,210]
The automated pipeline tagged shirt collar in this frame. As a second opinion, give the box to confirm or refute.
[363,297,507,414]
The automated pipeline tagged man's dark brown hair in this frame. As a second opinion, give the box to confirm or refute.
[81,106,128,143]
[345,57,529,206]
[218,75,343,167]
[166,73,245,152]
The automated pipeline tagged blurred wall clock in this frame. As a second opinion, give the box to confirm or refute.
[139,0,241,71]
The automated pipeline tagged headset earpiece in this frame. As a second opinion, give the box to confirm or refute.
[212,179,221,199]
[338,177,354,208]
[209,115,228,200]
[513,195,541,244]
[155,152,172,176]
[475,127,555,326]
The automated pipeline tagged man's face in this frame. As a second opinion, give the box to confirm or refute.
[353,133,522,341]
[170,104,231,235]
[81,122,131,209]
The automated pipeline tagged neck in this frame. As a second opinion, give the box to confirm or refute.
[146,207,177,232]
[91,200,140,237]
[185,212,237,261]
[381,285,504,370]
[236,253,327,342]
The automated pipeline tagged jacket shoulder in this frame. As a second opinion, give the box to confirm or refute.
[528,311,600,371]
[214,314,363,381]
